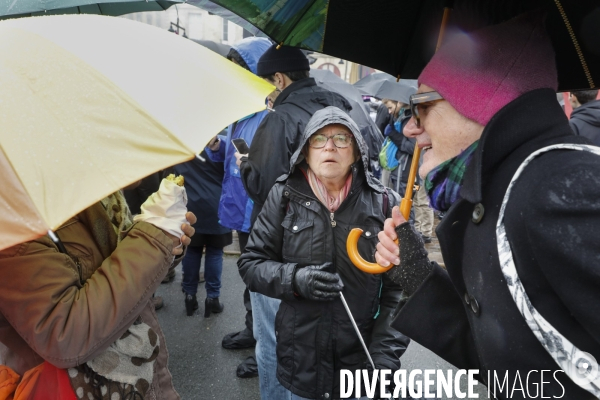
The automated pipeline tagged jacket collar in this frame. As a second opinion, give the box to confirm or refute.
[460,88,577,204]
[273,77,317,107]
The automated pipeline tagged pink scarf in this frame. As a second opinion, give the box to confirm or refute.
[305,167,353,212]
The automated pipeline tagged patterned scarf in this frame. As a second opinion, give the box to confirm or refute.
[424,141,479,212]
[305,167,353,212]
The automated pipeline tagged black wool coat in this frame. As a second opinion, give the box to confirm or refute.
[392,89,600,399]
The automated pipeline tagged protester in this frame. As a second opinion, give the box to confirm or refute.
[412,183,434,244]
[375,13,600,399]
[174,150,232,317]
[381,99,416,196]
[204,36,271,378]
[239,107,410,400]
[0,189,196,399]
[569,89,600,145]
[237,45,354,398]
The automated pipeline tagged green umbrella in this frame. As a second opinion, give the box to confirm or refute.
[0,0,183,19]
[198,0,600,91]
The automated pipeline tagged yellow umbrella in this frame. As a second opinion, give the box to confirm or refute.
[0,14,274,251]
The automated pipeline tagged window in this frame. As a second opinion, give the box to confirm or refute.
[222,18,229,42]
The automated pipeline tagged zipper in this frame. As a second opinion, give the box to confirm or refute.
[330,212,336,228]
[553,0,595,88]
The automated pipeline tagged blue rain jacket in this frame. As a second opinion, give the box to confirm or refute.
[205,37,271,232]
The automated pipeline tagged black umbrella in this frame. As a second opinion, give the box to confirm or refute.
[354,73,418,104]
[193,0,600,92]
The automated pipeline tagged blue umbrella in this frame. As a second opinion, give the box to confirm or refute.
[0,0,183,18]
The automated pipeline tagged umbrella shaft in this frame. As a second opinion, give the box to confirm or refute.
[339,292,376,370]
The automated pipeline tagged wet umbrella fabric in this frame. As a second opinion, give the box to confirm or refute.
[0,14,274,252]
[0,0,183,18]
[197,0,600,92]
[354,73,417,104]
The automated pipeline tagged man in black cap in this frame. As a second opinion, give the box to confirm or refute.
[237,45,352,223]
[231,44,351,398]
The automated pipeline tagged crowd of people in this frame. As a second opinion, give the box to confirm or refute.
[0,10,599,400]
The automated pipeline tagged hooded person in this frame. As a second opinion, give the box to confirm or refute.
[375,12,600,399]
[238,106,410,400]
[569,89,600,145]
[238,44,354,224]
[204,36,272,378]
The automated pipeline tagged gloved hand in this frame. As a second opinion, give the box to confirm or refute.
[386,221,432,297]
[293,262,343,301]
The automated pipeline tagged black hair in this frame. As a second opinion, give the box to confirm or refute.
[260,70,310,83]
[226,48,251,72]
[572,89,599,105]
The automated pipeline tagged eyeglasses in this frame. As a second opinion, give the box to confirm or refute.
[308,133,353,149]
[409,91,444,128]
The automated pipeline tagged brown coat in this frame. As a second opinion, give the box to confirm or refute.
[0,202,180,399]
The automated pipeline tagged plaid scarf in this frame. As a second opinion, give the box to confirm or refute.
[424,141,479,212]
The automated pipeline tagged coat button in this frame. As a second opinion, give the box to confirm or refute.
[472,203,485,224]
[324,393,330,399]
[305,201,311,206]
[284,191,289,196]
[464,292,471,305]
[470,296,480,316]
[365,231,371,237]
[293,226,298,231]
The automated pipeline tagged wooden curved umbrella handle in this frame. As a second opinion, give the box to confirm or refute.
[346,228,396,273]
[347,147,421,274]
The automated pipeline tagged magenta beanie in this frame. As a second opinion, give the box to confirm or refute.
[418,12,558,126]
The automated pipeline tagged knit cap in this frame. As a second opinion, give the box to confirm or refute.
[418,12,558,126]
[256,45,309,76]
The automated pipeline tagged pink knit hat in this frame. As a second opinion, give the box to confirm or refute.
[418,12,558,126]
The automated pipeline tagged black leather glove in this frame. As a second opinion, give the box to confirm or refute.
[293,262,343,301]
[386,222,432,297]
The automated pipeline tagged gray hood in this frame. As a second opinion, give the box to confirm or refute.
[282,106,384,192]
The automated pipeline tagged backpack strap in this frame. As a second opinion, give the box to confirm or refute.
[497,143,600,396]
[382,187,390,218]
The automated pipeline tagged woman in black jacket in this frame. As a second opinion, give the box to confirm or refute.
[376,13,600,399]
[239,106,410,399]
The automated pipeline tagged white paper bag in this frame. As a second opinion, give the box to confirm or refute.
[133,178,188,238]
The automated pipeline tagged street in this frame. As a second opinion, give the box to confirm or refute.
[155,254,489,400]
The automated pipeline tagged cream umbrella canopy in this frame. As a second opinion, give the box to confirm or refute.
[0,14,274,251]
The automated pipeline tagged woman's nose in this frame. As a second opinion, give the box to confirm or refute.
[402,117,424,138]
[323,137,337,150]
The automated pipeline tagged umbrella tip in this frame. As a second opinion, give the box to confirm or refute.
[396,75,401,82]
[276,42,284,50]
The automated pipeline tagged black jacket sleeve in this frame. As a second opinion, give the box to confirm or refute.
[237,184,298,301]
[368,189,410,370]
[388,128,416,156]
[390,262,481,371]
[239,113,295,208]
